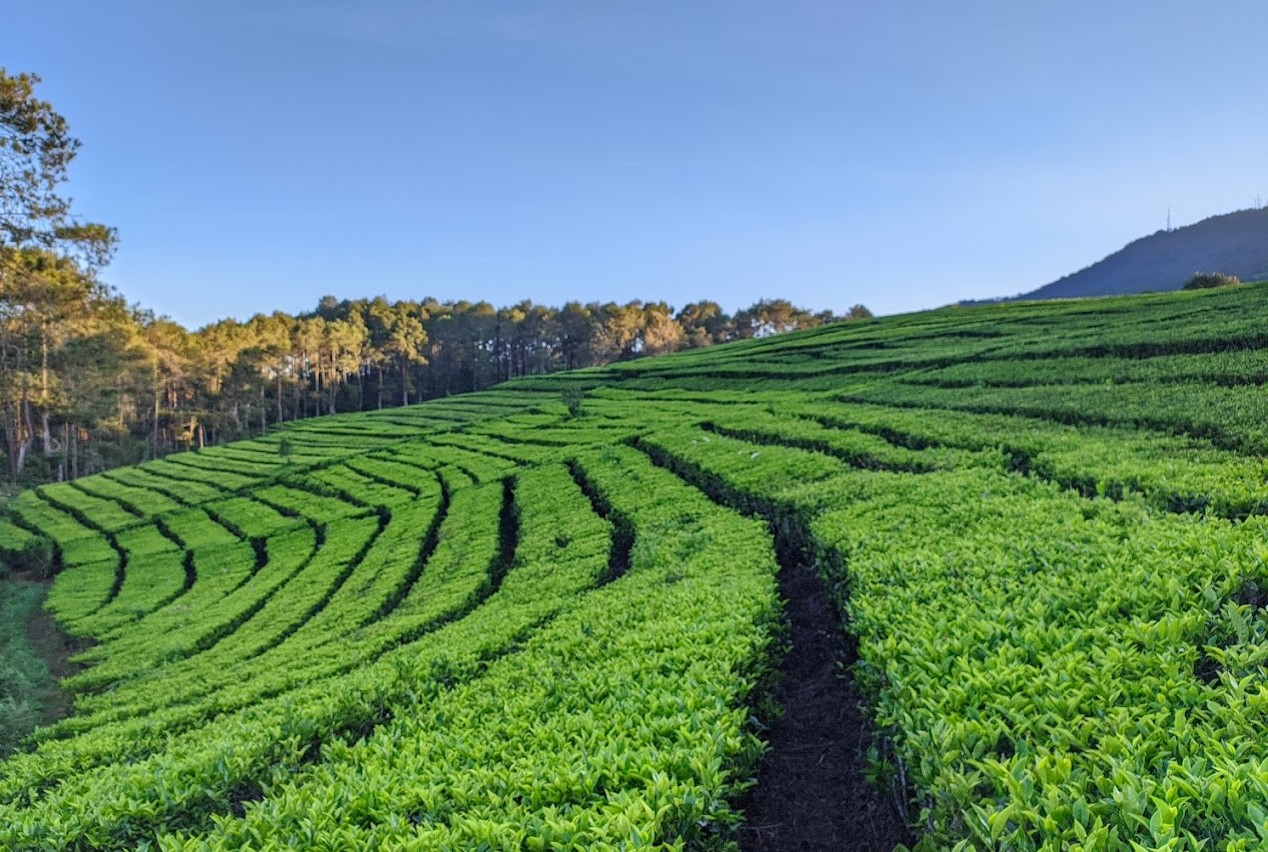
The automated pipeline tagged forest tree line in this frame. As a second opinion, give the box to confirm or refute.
[1,68,870,485]
[0,247,870,484]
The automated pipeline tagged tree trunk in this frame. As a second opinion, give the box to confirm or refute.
[328,354,337,416]
[19,377,33,474]
[152,384,161,457]
[1,403,17,481]
[40,330,52,457]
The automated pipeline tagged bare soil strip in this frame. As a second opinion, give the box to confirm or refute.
[632,439,913,849]
[737,556,913,851]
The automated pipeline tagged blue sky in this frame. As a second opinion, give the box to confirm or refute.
[6,1,1267,327]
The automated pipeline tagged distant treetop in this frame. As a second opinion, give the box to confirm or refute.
[1183,272,1241,290]
[0,68,116,266]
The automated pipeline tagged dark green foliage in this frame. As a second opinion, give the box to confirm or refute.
[1183,271,1241,289]
[0,580,58,756]
[7,536,53,579]
[561,386,586,418]
[0,521,53,579]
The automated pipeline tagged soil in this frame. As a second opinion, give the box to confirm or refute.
[738,557,915,851]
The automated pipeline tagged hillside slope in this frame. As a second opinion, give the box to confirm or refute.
[1020,206,1268,299]
[2,283,1268,850]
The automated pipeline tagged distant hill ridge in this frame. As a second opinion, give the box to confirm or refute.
[1019,206,1268,300]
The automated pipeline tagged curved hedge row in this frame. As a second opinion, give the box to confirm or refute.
[4,284,1268,849]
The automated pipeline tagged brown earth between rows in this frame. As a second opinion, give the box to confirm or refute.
[738,558,913,851]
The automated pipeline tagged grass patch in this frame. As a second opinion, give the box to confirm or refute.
[0,579,62,756]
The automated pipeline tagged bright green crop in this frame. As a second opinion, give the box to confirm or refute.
[5,283,1268,849]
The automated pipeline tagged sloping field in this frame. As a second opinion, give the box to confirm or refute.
[3,284,1268,850]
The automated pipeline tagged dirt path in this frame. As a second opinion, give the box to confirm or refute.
[633,439,916,849]
[738,557,913,851]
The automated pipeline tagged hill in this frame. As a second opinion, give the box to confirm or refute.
[1018,206,1268,299]
[2,283,1268,850]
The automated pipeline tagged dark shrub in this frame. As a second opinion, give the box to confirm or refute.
[1183,272,1241,290]
[0,535,54,579]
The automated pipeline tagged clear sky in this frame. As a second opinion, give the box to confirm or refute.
[5,1,1267,328]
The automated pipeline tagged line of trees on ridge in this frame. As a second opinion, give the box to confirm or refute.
[1,254,870,486]
[0,67,869,486]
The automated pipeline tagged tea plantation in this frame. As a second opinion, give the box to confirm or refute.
[2,284,1267,850]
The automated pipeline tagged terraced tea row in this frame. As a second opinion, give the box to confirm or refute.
[1,439,785,849]
[634,422,1268,849]
[4,282,1268,849]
